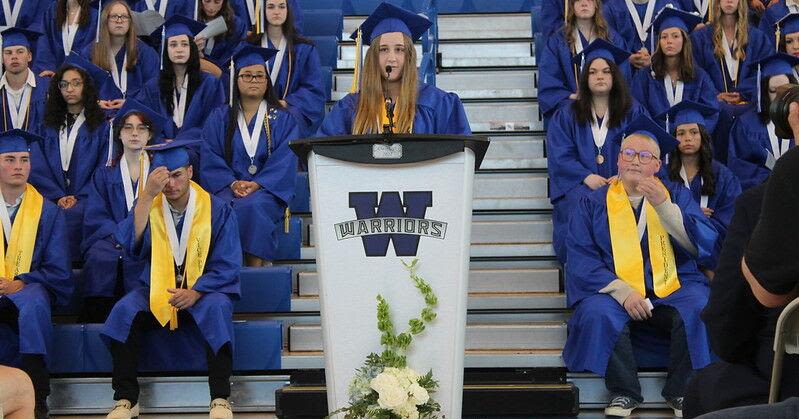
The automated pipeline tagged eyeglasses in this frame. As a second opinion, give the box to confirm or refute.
[121,124,151,133]
[238,73,267,83]
[620,148,659,164]
[57,80,83,90]
[108,14,131,22]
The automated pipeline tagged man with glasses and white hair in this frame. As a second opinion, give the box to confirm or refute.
[562,114,718,417]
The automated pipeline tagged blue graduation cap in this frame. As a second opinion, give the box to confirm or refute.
[146,137,202,172]
[0,27,41,52]
[615,114,680,157]
[62,52,117,93]
[116,98,169,140]
[349,2,432,45]
[151,15,206,70]
[776,13,799,50]
[651,6,702,35]
[655,100,718,133]
[0,129,43,154]
[572,38,631,70]
[751,53,799,111]
[232,44,278,70]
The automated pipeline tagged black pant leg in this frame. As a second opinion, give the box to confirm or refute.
[110,310,160,405]
[605,323,644,402]
[206,342,232,400]
[647,306,693,400]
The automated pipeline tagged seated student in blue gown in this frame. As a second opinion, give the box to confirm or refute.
[657,100,741,277]
[317,3,471,137]
[680,0,713,25]
[563,115,717,418]
[728,53,799,190]
[0,0,49,31]
[0,130,72,418]
[127,0,191,19]
[774,13,799,76]
[690,0,771,162]
[758,0,799,48]
[194,0,248,72]
[249,0,324,137]
[229,0,301,37]
[0,28,49,134]
[201,46,298,267]
[136,15,226,138]
[81,99,167,323]
[101,139,241,419]
[602,0,684,72]
[38,0,99,76]
[631,7,719,131]
[29,53,112,263]
[82,0,161,108]
[547,39,647,264]
[539,0,630,122]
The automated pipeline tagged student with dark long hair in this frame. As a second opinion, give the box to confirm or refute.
[547,39,647,264]
[201,45,298,267]
[660,101,741,276]
[38,0,99,74]
[135,15,225,137]
[194,0,248,70]
[29,53,111,263]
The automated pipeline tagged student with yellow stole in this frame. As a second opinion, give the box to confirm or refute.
[562,115,718,418]
[0,129,71,419]
[101,138,241,419]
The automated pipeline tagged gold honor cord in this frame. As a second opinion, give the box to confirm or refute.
[606,179,680,298]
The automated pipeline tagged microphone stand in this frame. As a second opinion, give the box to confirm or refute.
[383,65,396,136]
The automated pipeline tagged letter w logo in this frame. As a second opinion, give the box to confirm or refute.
[349,191,433,257]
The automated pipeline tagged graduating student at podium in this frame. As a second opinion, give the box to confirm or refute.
[135,15,225,138]
[563,115,717,418]
[102,139,241,419]
[0,130,71,418]
[316,2,471,136]
[547,39,647,264]
[201,46,298,267]
[29,52,112,263]
[0,28,49,134]
[81,99,167,322]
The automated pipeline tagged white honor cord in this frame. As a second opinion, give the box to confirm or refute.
[236,100,267,163]
[590,107,609,149]
[267,36,287,86]
[722,30,739,83]
[0,189,11,243]
[61,22,79,56]
[693,0,709,18]
[120,153,149,211]
[145,0,168,17]
[172,76,188,128]
[664,74,684,106]
[624,0,657,45]
[6,83,31,129]
[162,186,196,270]
[59,110,86,172]
[109,51,128,94]
[679,165,709,208]
[1,0,22,27]
[245,0,255,25]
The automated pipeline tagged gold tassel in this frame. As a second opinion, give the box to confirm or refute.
[284,207,290,233]
[137,150,145,198]
[350,29,362,93]
[255,0,261,35]
[169,307,178,331]
[564,0,568,26]
[777,25,781,52]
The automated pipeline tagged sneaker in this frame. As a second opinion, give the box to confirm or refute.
[604,395,640,417]
[209,398,233,419]
[106,399,140,419]
[666,397,684,418]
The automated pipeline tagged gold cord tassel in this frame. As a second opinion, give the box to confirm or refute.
[170,307,178,331]
[777,25,781,52]
[350,29,362,93]
[284,207,290,233]
[138,150,145,197]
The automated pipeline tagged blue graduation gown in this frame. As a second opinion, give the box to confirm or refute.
[200,106,298,260]
[128,0,192,19]
[727,110,794,190]
[135,71,225,138]
[631,67,720,132]
[317,83,472,136]
[81,39,161,100]
[546,100,648,263]
[538,29,632,119]
[228,0,302,32]
[29,121,110,263]
[266,39,326,137]
[0,74,50,135]
[540,0,565,37]
[562,182,717,375]
[201,15,247,70]
[37,2,98,73]
[102,192,242,353]
[5,196,72,356]
[666,161,742,270]
[81,165,147,298]
[603,0,683,53]
[0,0,49,30]
[759,1,793,49]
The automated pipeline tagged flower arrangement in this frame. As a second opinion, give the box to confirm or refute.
[328,259,441,419]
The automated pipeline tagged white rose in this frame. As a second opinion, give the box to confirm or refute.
[408,382,429,405]
[376,383,408,410]
[370,372,398,393]
[397,402,420,419]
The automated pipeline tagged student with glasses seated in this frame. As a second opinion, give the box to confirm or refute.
[563,114,718,418]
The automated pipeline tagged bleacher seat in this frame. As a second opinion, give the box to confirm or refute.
[298,0,344,10]
[290,171,311,213]
[301,9,344,40]
[308,36,339,69]
[350,0,414,14]
[234,266,293,313]
[276,216,303,260]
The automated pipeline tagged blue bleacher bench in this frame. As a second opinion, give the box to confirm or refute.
[276,216,302,260]
[301,9,344,39]
[308,36,338,69]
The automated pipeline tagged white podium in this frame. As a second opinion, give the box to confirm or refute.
[291,135,489,418]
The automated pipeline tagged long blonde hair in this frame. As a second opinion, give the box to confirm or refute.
[712,0,748,61]
[563,0,610,52]
[352,33,418,134]
[91,0,138,71]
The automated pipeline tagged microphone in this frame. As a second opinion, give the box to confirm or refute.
[383,65,395,135]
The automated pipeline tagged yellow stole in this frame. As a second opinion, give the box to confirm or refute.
[606,179,680,298]
[380,98,413,133]
[0,184,43,278]
[149,181,212,330]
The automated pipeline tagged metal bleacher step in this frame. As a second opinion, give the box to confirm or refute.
[473,172,550,210]
[332,69,538,101]
[288,322,567,352]
[481,134,547,170]
[336,41,535,69]
[342,14,532,41]
[464,100,541,132]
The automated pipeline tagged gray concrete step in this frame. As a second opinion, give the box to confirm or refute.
[464,100,541,132]
[336,41,535,69]
[291,292,566,312]
[343,14,533,41]
[482,134,546,169]
[288,322,567,352]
